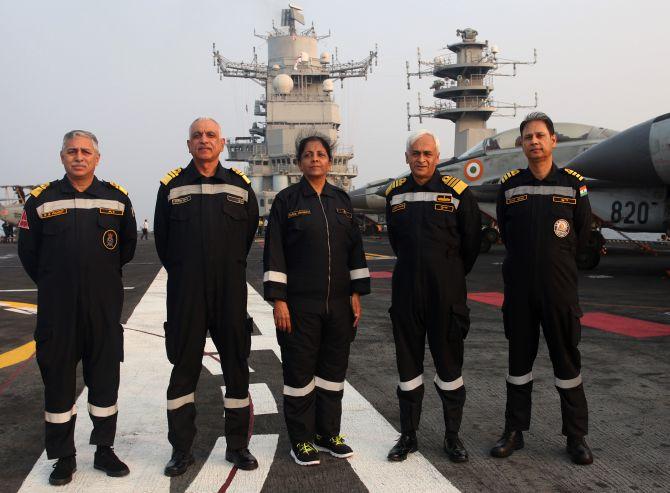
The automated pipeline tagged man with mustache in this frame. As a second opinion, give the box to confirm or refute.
[154,117,260,476]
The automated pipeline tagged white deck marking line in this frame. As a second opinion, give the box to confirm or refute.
[223,383,277,416]
[0,287,134,292]
[19,269,173,492]
[244,283,459,492]
[186,434,278,493]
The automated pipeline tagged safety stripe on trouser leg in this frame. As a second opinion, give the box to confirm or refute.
[88,402,118,417]
[434,374,464,391]
[224,396,250,409]
[507,372,533,385]
[45,405,77,424]
[555,374,582,389]
[315,376,345,392]
[398,374,423,392]
[167,392,195,410]
[283,378,316,397]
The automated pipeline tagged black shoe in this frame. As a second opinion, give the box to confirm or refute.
[444,436,469,463]
[164,449,195,477]
[49,456,76,486]
[225,447,259,471]
[290,442,320,466]
[566,436,594,465]
[94,446,130,477]
[490,430,524,458]
[387,433,418,462]
[315,434,354,458]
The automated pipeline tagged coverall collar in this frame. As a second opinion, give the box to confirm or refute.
[183,160,228,183]
[407,171,443,192]
[523,163,560,183]
[299,176,335,197]
[59,175,104,196]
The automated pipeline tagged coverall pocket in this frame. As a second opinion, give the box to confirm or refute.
[569,305,583,347]
[117,324,125,362]
[164,321,177,365]
[33,327,52,364]
[222,202,248,221]
[501,302,510,340]
[449,304,471,340]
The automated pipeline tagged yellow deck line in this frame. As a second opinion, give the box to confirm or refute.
[0,340,36,369]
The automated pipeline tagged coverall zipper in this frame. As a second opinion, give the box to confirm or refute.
[317,194,331,314]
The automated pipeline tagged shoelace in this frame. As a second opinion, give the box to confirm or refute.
[297,442,317,454]
[331,435,346,446]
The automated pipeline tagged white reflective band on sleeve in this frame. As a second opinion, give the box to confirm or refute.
[315,376,345,392]
[398,374,423,392]
[45,405,77,424]
[283,378,315,397]
[167,392,195,410]
[263,271,287,284]
[504,185,575,200]
[87,402,118,417]
[555,374,582,389]
[434,374,464,391]
[37,199,125,218]
[390,192,460,209]
[506,372,533,385]
[167,183,248,202]
[350,268,370,280]
[224,396,250,409]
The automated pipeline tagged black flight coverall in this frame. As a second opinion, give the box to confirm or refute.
[154,161,259,452]
[18,176,137,459]
[263,177,371,443]
[386,172,481,438]
[496,165,591,437]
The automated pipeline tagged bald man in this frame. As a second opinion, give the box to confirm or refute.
[154,118,260,475]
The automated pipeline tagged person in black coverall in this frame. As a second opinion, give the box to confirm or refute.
[18,130,136,486]
[385,130,481,463]
[154,117,260,476]
[263,136,371,466]
[490,112,594,465]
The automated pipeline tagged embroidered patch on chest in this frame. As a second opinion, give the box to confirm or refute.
[391,203,406,213]
[434,203,454,212]
[506,194,528,205]
[102,229,118,250]
[41,208,68,218]
[336,208,353,218]
[554,219,570,238]
[436,194,452,203]
[99,208,123,216]
[171,195,191,205]
[226,194,244,204]
[288,209,311,218]
[552,196,576,205]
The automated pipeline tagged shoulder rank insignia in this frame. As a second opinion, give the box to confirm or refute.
[231,167,251,185]
[562,168,584,181]
[500,169,520,184]
[442,175,468,195]
[385,177,407,196]
[30,182,51,198]
[160,167,183,186]
[108,181,128,195]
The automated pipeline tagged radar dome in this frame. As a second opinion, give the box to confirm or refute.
[320,52,332,64]
[272,74,294,95]
[322,79,334,92]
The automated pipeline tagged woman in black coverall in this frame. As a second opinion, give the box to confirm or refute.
[263,136,371,466]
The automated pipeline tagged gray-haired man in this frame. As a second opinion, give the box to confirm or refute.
[18,130,137,485]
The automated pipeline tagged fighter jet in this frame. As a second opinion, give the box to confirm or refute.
[0,185,32,228]
[351,114,670,269]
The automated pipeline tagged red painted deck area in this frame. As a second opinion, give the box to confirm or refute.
[467,292,670,339]
[370,271,393,279]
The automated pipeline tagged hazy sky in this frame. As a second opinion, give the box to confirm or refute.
[1,0,668,222]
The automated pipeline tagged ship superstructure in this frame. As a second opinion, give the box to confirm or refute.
[407,28,537,156]
[213,4,377,216]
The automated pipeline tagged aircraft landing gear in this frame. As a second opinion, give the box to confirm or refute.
[480,227,499,253]
[577,230,605,270]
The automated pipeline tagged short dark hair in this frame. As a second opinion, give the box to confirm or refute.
[296,135,333,161]
[520,112,555,136]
